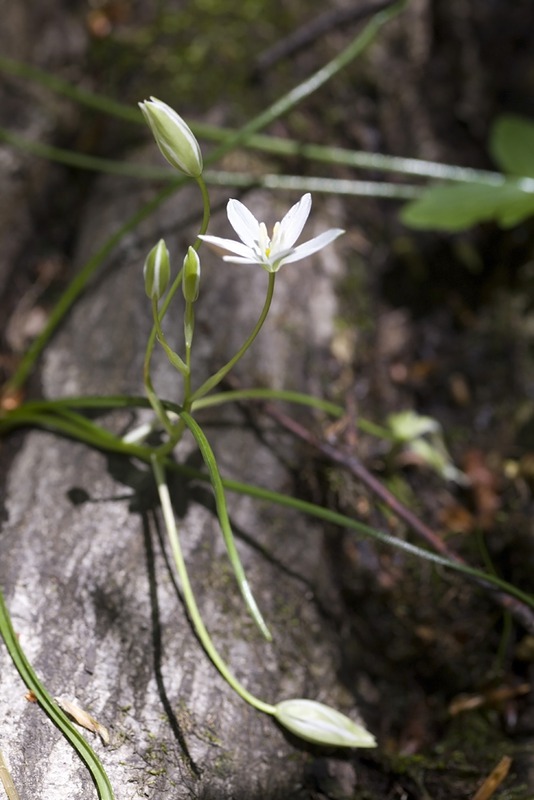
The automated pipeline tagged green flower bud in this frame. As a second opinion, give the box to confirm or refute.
[182,246,201,303]
[274,699,377,748]
[144,239,170,300]
[139,97,203,178]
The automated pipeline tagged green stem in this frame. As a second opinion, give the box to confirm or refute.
[190,273,276,403]
[0,127,426,197]
[151,297,188,377]
[183,303,194,406]
[151,456,275,715]
[205,0,409,163]
[192,388,394,440]
[5,116,513,191]
[0,587,114,800]
[161,411,272,640]
[194,176,211,246]
[143,304,175,438]
[204,171,423,198]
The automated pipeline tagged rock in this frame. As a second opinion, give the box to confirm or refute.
[0,162,365,799]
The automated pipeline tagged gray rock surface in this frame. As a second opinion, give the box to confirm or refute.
[0,161,364,799]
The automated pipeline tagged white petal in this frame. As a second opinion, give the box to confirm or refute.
[198,234,254,259]
[269,246,297,266]
[281,228,344,264]
[222,255,263,265]
[227,199,261,246]
[277,193,312,248]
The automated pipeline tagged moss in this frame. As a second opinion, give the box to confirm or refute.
[86,0,298,115]
[363,711,530,800]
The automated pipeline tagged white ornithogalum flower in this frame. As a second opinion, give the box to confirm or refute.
[198,193,344,272]
[139,97,203,177]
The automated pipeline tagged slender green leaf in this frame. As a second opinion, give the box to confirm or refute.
[174,411,272,641]
[3,397,533,615]
[0,588,114,799]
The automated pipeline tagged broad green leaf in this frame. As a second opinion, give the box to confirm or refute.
[495,191,534,228]
[490,115,534,178]
[401,182,534,231]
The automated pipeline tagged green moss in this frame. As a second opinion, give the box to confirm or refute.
[86,0,298,115]
[370,712,530,800]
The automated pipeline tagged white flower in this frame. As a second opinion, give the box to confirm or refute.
[139,97,203,177]
[198,193,344,272]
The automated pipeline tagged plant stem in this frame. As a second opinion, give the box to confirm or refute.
[151,456,275,715]
[190,273,276,403]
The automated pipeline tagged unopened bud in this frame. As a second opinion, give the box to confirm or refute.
[182,246,201,303]
[144,239,170,300]
[139,97,203,178]
[274,699,376,748]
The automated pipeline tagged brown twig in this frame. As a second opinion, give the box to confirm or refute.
[0,749,21,800]
[236,390,534,633]
[252,1,396,80]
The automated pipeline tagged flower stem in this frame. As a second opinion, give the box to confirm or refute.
[151,455,275,716]
[190,273,276,403]
[194,175,211,244]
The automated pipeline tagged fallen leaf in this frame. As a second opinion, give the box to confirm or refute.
[471,755,512,800]
[55,697,110,745]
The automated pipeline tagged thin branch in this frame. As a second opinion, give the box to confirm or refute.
[257,400,534,633]
[253,1,398,78]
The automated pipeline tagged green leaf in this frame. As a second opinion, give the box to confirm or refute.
[490,115,534,178]
[494,190,534,228]
[401,182,534,231]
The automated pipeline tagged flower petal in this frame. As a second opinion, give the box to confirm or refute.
[281,228,344,264]
[277,193,312,248]
[227,199,262,246]
[222,255,264,265]
[198,234,254,259]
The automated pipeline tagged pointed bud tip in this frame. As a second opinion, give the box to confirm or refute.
[182,246,201,303]
[139,98,203,177]
[144,239,170,300]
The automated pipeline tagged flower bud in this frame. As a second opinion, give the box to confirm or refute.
[182,246,201,303]
[143,239,170,300]
[274,699,377,748]
[139,97,203,178]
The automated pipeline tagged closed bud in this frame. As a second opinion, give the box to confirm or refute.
[144,239,170,300]
[182,246,201,303]
[274,699,377,749]
[139,97,203,178]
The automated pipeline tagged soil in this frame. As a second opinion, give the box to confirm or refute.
[1,1,534,799]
